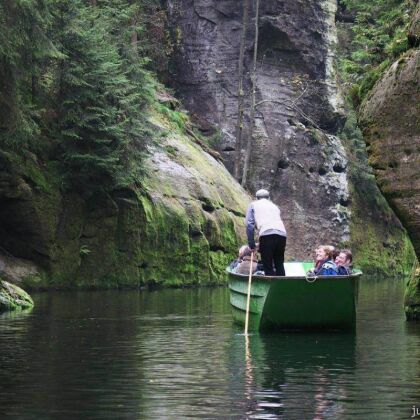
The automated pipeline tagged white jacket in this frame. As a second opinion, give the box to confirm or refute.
[246,198,287,238]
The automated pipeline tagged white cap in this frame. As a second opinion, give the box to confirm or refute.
[256,189,270,199]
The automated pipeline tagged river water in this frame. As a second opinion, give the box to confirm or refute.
[1,277,420,419]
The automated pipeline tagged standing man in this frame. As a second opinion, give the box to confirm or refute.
[245,189,287,276]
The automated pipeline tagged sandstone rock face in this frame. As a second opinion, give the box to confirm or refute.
[168,0,351,258]
[0,114,248,288]
[0,254,40,285]
[359,49,420,260]
[405,269,420,320]
[358,46,420,319]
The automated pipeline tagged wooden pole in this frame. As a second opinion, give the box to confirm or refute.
[244,251,254,335]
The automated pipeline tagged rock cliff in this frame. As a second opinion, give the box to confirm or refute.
[358,7,420,317]
[167,0,414,269]
[0,108,248,288]
[168,0,350,259]
[359,49,420,259]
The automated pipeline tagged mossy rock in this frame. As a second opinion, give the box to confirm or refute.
[0,280,34,312]
[359,49,420,261]
[405,268,420,320]
[0,101,249,289]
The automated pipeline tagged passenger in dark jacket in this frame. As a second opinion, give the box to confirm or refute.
[236,254,258,275]
[335,249,353,275]
[308,245,338,276]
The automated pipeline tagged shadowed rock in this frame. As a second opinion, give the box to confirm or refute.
[359,49,420,260]
[0,280,34,312]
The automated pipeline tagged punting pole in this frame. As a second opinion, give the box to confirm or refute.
[244,251,254,335]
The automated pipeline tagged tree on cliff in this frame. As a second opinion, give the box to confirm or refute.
[232,0,260,187]
[0,0,58,147]
[54,1,126,191]
[233,0,250,181]
[0,0,156,194]
[339,0,414,103]
[54,1,155,193]
[241,0,260,187]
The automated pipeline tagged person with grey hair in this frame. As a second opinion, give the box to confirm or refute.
[234,245,258,275]
[245,189,287,276]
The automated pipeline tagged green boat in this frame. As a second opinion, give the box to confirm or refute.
[228,262,361,331]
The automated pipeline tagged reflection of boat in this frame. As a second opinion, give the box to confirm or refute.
[226,329,357,419]
[250,332,356,419]
[228,262,361,331]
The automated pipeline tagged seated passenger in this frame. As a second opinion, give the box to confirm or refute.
[335,249,353,275]
[229,245,249,270]
[309,245,338,276]
[235,246,258,275]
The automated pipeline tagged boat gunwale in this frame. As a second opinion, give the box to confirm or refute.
[226,267,362,281]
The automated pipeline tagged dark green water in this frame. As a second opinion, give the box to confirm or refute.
[1,277,420,419]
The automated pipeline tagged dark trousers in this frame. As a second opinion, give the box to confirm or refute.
[259,234,286,276]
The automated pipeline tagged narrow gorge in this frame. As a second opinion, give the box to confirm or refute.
[0,0,418,312]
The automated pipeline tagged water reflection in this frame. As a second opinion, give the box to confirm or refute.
[0,279,419,419]
[232,332,356,419]
[0,307,33,320]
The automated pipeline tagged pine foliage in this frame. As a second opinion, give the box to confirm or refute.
[0,0,58,147]
[0,0,158,193]
[339,0,415,103]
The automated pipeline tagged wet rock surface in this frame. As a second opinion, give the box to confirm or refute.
[168,0,350,258]
[358,43,420,317]
[359,49,420,260]
[0,112,248,288]
[0,254,41,285]
[0,280,33,312]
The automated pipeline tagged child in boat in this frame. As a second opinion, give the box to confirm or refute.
[232,245,258,275]
[308,245,338,275]
[335,249,353,275]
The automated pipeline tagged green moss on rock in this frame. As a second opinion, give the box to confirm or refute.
[0,100,249,289]
[339,110,416,276]
[0,280,34,312]
[404,268,420,320]
[9,109,249,289]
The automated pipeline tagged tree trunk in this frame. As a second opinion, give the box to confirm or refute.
[233,0,250,181]
[241,0,259,187]
[0,58,15,130]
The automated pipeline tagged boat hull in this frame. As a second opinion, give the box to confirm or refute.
[228,264,360,331]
